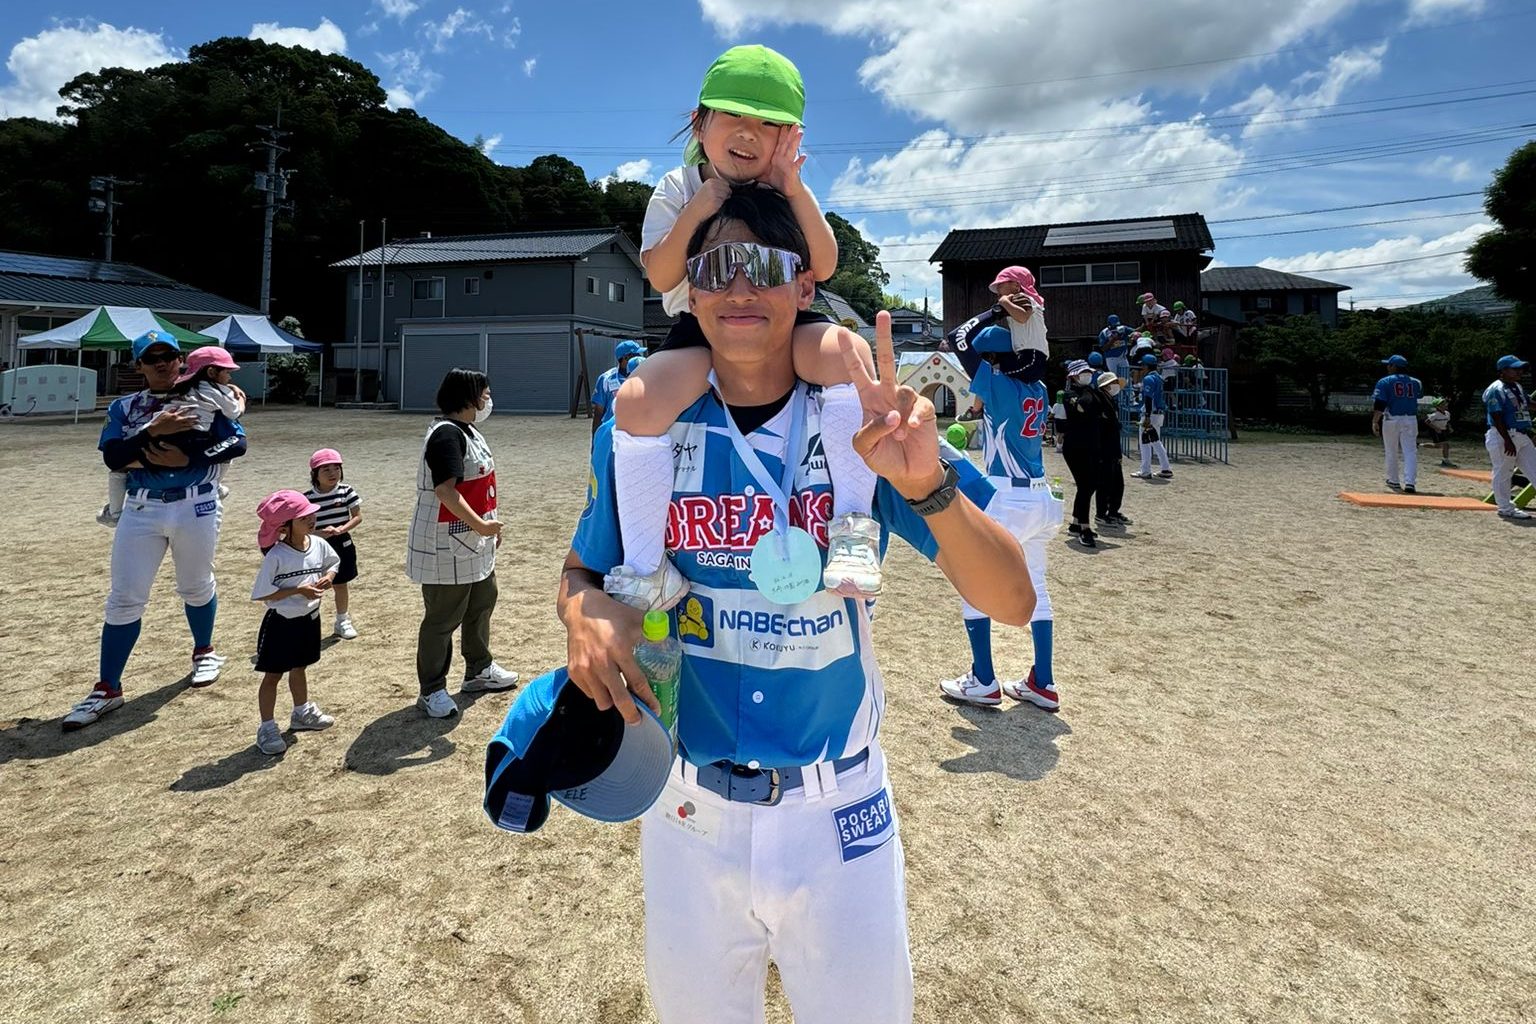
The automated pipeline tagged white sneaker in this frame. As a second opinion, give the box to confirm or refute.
[604,560,689,612]
[333,615,358,640]
[938,671,1002,707]
[256,719,288,755]
[62,689,124,731]
[463,661,519,692]
[217,484,230,500]
[96,504,121,528]
[289,702,335,731]
[416,689,460,718]
[189,651,223,687]
[1498,508,1533,520]
[822,512,883,598]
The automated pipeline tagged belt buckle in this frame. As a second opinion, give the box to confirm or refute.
[163,487,185,502]
[758,768,782,806]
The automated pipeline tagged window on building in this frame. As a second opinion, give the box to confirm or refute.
[587,276,599,294]
[1303,292,1321,314]
[385,280,395,298]
[413,278,445,301]
[464,277,480,296]
[1255,296,1273,310]
[609,281,626,302]
[360,281,374,300]
[1038,262,1139,286]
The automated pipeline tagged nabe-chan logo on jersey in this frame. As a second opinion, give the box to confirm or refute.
[677,592,846,654]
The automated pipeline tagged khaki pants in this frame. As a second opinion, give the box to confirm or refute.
[417,572,498,694]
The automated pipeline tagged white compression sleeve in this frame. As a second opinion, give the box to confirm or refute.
[613,429,675,575]
[820,384,877,517]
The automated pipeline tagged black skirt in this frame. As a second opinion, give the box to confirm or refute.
[254,608,322,673]
[332,535,359,585]
[659,309,836,351]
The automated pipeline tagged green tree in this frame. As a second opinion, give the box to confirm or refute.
[1465,141,1536,337]
[824,211,889,322]
[1242,314,1365,417]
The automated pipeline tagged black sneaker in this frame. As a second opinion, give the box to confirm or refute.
[1067,521,1082,534]
[1157,470,1174,478]
[1403,485,1416,494]
[1109,512,1133,526]
[1079,530,1097,548]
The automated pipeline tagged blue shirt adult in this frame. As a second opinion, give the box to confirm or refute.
[1140,370,1166,414]
[573,388,992,768]
[100,392,246,488]
[1484,379,1531,431]
[1099,327,1129,358]
[1372,372,1423,417]
[959,324,1047,480]
[591,366,627,424]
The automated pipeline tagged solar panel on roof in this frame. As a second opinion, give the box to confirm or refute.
[1042,220,1176,246]
[0,250,174,285]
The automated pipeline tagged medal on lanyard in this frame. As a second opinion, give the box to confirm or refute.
[714,375,822,605]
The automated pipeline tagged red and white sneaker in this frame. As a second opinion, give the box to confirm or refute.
[938,671,1002,707]
[1002,668,1059,711]
[62,688,124,731]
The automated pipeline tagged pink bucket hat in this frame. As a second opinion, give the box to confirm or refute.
[309,448,343,471]
[176,345,239,383]
[257,489,320,549]
[988,266,1045,309]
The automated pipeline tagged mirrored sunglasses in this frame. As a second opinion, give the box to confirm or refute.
[685,242,802,293]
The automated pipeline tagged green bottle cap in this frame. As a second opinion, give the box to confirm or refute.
[642,610,670,642]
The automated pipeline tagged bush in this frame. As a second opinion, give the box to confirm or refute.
[265,353,315,404]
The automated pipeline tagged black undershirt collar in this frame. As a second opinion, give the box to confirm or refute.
[724,386,795,434]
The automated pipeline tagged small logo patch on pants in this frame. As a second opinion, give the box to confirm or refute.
[194,500,217,517]
[832,787,894,863]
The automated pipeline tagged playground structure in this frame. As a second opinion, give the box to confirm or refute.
[898,352,973,421]
[1119,366,1231,464]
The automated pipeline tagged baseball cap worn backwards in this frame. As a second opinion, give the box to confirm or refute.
[685,45,805,166]
[484,668,676,834]
[132,329,181,360]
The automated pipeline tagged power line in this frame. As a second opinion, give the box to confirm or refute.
[1208,191,1485,224]
[1212,210,1483,241]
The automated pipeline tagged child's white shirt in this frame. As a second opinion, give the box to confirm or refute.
[252,537,340,618]
[157,381,244,432]
[1005,300,1049,355]
[1051,401,1067,420]
[1426,409,1451,431]
[642,164,825,317]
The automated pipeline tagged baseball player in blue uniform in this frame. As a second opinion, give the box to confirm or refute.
[1483,354,1536,519]
[1133,352,1172,478]
[555,186,1033,1023]
[1372,353,1424,492]
[940,321,1063,710]
[63,331,248,731]
[591,339,644,434]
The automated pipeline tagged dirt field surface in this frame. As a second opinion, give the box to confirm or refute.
[2,409,1532,1024]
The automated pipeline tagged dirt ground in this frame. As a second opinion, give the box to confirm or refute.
[1,408,1532,1024]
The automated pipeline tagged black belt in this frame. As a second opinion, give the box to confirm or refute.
[690,749,871,806]
[128,482,215,503]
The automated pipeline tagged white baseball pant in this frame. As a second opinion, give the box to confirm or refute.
[1485,429,1536,512]
[961,482,1059,624]
[1381,413,1419,486]
[104,491,222,625]
[1139,412,1170,474]
[641,744,912,1024]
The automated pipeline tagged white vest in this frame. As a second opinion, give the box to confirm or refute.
[405,420,498,585]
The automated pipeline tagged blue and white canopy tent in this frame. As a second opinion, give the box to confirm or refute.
[202,315,325,407]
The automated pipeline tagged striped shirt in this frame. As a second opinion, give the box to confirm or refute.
[305,484,360,530]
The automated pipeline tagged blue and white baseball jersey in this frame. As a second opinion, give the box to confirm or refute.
[1140,371,1166,413]
[1373,373,1423,416]
[1098,326,1128,357]
[591,367,626,422]
[1484,380,1531,430]
[100,391,245,491]
[967,355,1047,481]
[574,384,992,768]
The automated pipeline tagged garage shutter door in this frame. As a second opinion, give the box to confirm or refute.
[487,332,568,412]
[402,333,480,411]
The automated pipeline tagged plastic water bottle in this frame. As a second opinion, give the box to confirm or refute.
[634,610,682,734]
[1049,476,1063,500]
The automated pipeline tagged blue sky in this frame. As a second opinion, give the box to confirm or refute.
[1,0,1532,309]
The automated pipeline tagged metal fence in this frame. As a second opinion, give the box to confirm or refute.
[1119,366,1231,464]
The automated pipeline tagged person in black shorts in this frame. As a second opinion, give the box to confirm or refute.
[305,448,363,639]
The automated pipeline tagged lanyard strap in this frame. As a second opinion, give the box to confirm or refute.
[711,373,804,550]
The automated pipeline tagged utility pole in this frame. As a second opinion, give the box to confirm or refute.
[88,176,135,261]
[253,112,292,316]
[377,217,388,400]
[354,220,365,403]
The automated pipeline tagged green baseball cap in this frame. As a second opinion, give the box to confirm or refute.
[685,45,805,166]
[945,423,969,449]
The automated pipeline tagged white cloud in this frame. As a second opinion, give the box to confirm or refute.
[378,48,442,108]
[501,17,523,48]
[478,132,503,156]
[0,20,179,121]
[423,8,495,53]
[1228,43,1386,138]
[1258,221,1492,306]
[249,18,348,56]
[1405,0,1484,26]
[375,0,421,21]
[1417,155,1478,183]
[358,21,381,37]
[522,57,537,77]
[609,159,656,184]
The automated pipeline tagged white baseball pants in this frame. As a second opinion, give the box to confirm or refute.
[961,482,1059,624]
[1381,414,1419,486]
[1486,429,1536,512]
[641,744,912,1024]
[104,491,222,625]
[1139,412,1170,474]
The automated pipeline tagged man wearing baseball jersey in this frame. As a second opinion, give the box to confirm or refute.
[591,339,643,434]
[63,331,248,730]
[1371,353,1423,493]
[938,319,1063,710]
[557,185,1033,1024]
[1133,352,1173,479]
[1483,354,1536,520]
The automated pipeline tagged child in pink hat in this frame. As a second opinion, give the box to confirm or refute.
[988,266,1049,357]
[251,489,340,755]
[97,344,247,527]
[304,448,363,640]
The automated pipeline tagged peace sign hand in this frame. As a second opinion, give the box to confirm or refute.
[838,311,944,500]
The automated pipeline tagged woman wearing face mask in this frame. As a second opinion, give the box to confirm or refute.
[407,367,519,719]
[1060,359,1105,547]
[1093,371,1133,529]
